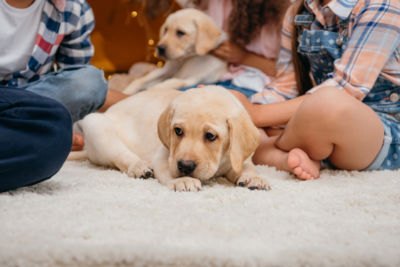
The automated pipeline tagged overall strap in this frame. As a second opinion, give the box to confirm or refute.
[294,9,314,29]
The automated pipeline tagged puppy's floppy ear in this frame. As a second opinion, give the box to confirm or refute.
[227,112,260,175]
[159,22,167,39]
[157,105,174,149]
[193,14,222,55]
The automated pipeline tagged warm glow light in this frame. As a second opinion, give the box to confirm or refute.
[131,11,138,18]
[148,39,155,46]
[157,61,164,67]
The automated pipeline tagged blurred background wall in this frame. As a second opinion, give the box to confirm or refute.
[87,0,182,74]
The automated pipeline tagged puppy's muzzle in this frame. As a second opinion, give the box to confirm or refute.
[177,160,197,175]
[157,45,167,58]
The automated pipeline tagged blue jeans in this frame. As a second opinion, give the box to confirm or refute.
[21,65,108,122]
[0,87,72,192]
[179,80,258,98]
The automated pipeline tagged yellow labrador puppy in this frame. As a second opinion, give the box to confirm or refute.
[123,8,227,95]
[70,85,270,192]
[154,87,270,191]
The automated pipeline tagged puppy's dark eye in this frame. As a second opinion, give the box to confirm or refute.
[176,30,185,37]
[174,127,183,136]
[163,27,168,34]
[205,132,217,141]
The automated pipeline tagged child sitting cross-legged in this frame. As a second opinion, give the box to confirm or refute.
[230,0,400,179]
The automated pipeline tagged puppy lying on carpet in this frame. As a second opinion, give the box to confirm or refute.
[69,84,270,191]
[123,8,227,95]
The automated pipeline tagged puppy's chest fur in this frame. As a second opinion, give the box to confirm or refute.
[173,54,226,82]
[213,155,236,180]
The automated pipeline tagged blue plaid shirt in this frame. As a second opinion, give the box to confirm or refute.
[1,0,95,87]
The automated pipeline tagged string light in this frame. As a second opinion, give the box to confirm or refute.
[123,1,177,63]
[130,10,138,18]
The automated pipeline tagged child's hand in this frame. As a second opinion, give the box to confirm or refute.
[212,41,247,64]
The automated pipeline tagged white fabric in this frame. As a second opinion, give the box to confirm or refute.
[0,0,45,79]
[221,65,272,93]
[0,161,399,266]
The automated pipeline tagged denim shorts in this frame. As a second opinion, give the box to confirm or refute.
[322,112,400,171]
[179,80,258,98]
[365,112,400,170]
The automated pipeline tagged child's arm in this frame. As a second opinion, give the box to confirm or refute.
[55,1,95,67]
[212,41,277,76]
[241,51,277,77]
[230,90,308,128]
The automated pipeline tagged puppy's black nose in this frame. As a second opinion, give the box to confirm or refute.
[177,160,197,175]
[157,45,167,57]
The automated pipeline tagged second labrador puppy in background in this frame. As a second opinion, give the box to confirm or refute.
[123,8,227,95]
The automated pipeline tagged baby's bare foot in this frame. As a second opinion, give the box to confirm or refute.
[287,148,321,180]
[71,133,85,151]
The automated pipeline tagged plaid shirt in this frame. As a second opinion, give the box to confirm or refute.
[1,0,95,87]
[251,0,400,104]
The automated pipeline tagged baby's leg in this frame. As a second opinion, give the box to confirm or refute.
[275,87,384,173]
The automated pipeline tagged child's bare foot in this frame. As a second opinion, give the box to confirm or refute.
[287,148,321,180]
[72,133,85,151]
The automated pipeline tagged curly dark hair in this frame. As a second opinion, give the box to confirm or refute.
[228,0,290,46]
[194,0,290,46]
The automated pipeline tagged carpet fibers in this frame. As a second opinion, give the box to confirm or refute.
[1,161,399,266]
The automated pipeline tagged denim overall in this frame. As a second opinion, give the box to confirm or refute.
[295,10,400,170]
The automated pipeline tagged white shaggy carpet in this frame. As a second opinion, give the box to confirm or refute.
[1,161,400,267]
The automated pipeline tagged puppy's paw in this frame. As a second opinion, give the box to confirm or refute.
[167,177,202,192]
[236,175,271,190]
[127,160,154,179]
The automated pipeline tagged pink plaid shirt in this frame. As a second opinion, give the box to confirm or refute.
[251,0,400,104]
